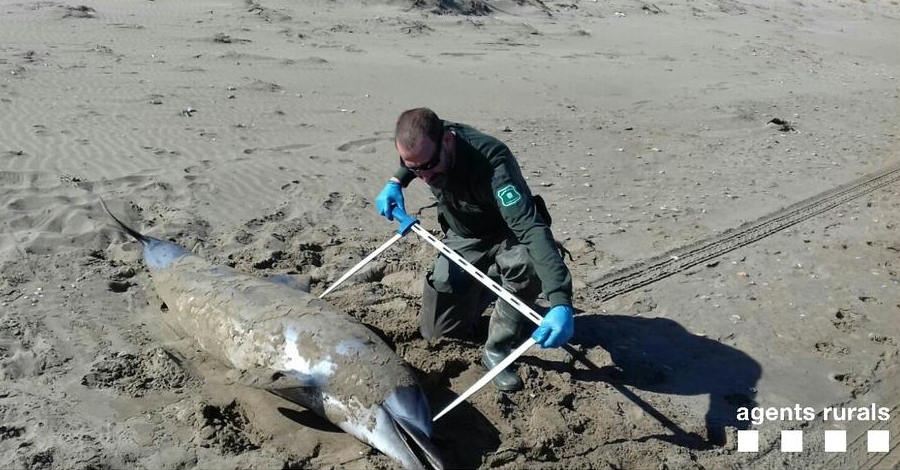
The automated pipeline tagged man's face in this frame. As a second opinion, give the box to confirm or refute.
[397,132,450,188]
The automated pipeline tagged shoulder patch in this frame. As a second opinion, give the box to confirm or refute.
[496,184,522,207]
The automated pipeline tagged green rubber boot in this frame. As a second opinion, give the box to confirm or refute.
[482,304,525,392]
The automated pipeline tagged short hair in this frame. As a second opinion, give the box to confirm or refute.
[395,108,443,151]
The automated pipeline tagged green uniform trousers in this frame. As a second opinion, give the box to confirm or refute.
[419,231,541,340]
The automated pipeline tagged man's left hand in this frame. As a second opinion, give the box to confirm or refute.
[531,304,574,348]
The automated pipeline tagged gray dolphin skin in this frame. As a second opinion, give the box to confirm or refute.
[104,203,443,470]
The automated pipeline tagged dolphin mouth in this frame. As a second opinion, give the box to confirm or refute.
[384,386,445,470]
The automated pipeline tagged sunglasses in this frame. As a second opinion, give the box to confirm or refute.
[402,137,442,173]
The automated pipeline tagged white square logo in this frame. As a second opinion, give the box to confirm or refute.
[737,430,759,452]
[868,430,890,453]
[781,430,803,452]
[824,430,847,453]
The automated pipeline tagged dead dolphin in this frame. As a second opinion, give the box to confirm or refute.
[104,203,443,470]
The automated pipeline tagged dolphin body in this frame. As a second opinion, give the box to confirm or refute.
[105,205,443,470]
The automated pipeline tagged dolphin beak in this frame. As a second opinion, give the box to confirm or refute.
[383,386,445,470]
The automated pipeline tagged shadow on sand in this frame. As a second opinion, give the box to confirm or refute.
[429,386,501,468]
[531,313,761,448]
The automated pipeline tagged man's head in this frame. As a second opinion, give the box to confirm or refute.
[395,108,453,188]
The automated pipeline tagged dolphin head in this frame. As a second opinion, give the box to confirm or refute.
[273,329,443,469]
[353,385,444,470]
[272,381,444,470]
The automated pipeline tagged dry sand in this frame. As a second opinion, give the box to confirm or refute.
[1,0,899,468]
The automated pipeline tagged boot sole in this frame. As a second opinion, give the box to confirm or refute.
[481,359,523,392]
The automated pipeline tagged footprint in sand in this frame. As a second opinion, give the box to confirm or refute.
[831,307,865,333]
[829,371,873,398]
[191,401,259,454]
[184,159,213,175]
[242,143,311,155]
[869,334,897,346]
[81,347,193,397]
[336,137,381,153]
[814,340,849,356]
[60,5,97,19]
[183,160,215,195]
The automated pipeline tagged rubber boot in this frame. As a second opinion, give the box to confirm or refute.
[482,305,525,392]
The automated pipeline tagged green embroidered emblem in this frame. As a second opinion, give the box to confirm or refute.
[497,184,522,207]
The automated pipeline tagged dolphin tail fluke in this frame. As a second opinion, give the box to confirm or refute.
[100,197,150,245]
[100,198,191,269]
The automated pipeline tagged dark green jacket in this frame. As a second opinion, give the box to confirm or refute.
[394,121,573,307]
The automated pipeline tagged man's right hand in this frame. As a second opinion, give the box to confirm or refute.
[375,181,405,221]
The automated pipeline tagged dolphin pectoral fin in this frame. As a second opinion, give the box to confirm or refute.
[268,371,319,390]
[229,368,319,390]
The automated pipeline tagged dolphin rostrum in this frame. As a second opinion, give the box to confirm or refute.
[104,202,443,470]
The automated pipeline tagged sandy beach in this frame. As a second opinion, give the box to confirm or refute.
[1,0,898,468]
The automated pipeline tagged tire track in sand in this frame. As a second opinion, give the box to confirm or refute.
[585,162,900,302]
[834,403,900,469]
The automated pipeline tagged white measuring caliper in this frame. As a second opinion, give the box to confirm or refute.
[319,206,554,420]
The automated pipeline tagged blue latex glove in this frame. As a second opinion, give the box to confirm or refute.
[375,181,405,221]
[531,304,575,348]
